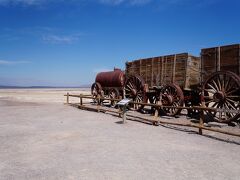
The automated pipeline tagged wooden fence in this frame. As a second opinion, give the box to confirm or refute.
[64,93,240,138]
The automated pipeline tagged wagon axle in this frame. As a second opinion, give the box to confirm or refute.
[162,94,174,105]
[213,91,226,102]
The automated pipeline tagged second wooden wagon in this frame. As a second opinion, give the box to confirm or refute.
[125,53,201,116]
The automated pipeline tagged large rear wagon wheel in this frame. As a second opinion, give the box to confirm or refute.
[160,83,184,116]
[202,71,240,123]
[124,75,146,110]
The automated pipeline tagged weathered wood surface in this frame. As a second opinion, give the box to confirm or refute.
[66,98,240,138]
[126,53,200,90]
[65,94,240,114]
[201,44,240,83]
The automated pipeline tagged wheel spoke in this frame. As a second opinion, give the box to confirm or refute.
[226,97,238,105]
[205,89,215,94]
[226,96,240,98]
[202,71,240,122]
[225,100,237,110]
[216,76,222,91]
[222,74,226,91]
[204,95,213,99]
[212,79,220,91]
[225,102,237,118]
[224,76,231,91]
[207,83,218,92]
[205,99,214,105]
[226,88,239,95]
[211,102,218,108]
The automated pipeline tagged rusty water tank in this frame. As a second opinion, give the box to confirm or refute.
[95,68,125,88]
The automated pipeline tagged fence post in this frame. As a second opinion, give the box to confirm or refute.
[122,105,127,124]
[118,107,122,118]
[66,92,69,104]
[97,95,100,112]
[153,101,160,125]
[199,104,205,135]
[80,94,83,105]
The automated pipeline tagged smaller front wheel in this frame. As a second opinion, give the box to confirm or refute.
[91,82,104,105]
[160,83,184,116]
[124,75,146,110]
[109,88,120,106]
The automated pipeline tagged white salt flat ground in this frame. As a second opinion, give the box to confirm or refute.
[0,89,239,180]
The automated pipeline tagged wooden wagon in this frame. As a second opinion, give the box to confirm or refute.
[201,44,240,123]
[125,53,201,116]
[125,44,240,123]
[92,44,240,123]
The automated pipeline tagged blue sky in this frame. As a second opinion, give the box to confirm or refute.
[0,0,239,86]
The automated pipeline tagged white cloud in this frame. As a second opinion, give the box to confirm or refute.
[0,27,83,44]
[42,34,80,44]
[0,0,220,11]
[0,0,45,5]
[0,60,30,65]
[99,0,151,5]
[0,0,153,6]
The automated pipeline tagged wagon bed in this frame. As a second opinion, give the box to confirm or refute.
[126,53,200,90]
[201,44,240,83]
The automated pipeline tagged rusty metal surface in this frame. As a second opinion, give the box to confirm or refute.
[95,68,125,88]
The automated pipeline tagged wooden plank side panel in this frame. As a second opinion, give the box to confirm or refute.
[201,44,240,83]
[126,60,141,77]
[201,47,217,82]
[140,59,148,84]
[152,57,161,86]
[175,54,188,88]
[162,55,174,85]
[185,56,201,89]
[220,44,239,75]
[126,53,200,89]
[146,58,152,86]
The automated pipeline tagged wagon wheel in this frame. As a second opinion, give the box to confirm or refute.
[124,75,146,110]
[160,83,184,116]
[202,71,240,123]
[91,82,104,105]
[109,88,120,106]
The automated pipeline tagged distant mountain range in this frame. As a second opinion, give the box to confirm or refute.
[0,85,91,89]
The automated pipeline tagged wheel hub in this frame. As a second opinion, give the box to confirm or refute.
[163,94,174,105]
[131,88,137,96]
[213,91,226,102]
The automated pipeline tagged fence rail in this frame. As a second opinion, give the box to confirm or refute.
[64,93,240,138]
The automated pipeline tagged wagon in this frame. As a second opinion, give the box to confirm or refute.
[125,53,201,116]
[201,44,240,123]
[91,68,125,105]
[91,67,147,107]
[91,44,240,124]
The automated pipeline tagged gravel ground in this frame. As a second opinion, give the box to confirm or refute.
[0,89,239,180]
